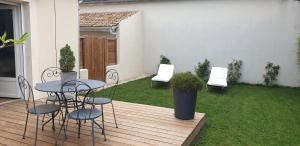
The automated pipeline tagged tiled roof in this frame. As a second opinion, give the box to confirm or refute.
[80,11,137,27]
[81,0,156,3]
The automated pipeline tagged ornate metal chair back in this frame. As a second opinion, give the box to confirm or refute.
[41,67,62,83]
[104,69,119,99]
[41,67,62,98]
[17,75,36,113]
[61,80,96,119]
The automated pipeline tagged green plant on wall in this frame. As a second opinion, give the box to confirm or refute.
[228,59,242,84]
[160,55,171,64]
[263,62,280,86]
[194,58,210,82]
[0,32,29,49]
[59,44,75,72]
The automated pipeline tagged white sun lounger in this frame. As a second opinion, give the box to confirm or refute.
[151,64,174,87]
[207,67,228,88]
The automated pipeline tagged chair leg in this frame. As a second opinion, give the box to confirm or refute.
[111,102,118,128]
[64,116,69,139]
[52,112,55,131]
[34,115,39,146]
[22,112,29,139]
[101,105,107,141]
[42,100,48,122]
[92,120,95,146]
[101,104,105,135]
[55,113,65,146]
[42,114,45,123]
[78,120,81,138]
[59,110,64,125]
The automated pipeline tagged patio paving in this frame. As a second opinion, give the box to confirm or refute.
[0,100,205,146]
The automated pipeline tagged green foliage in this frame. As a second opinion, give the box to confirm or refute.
[97,77,300,146]
[263,62,280,86]
[228,59,243,84]
[160,55,171,64]
[59,44,76,72]
[194,59,210,82]
[0,32,29,49]
[170,72,203,91]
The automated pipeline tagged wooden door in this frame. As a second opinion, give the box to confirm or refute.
[80,36,106,80]
[105,38,117,66]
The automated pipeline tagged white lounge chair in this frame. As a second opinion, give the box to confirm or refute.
[151,64,174,87]
[207,67,228,88]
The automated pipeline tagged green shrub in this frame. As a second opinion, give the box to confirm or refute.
[263,62,280,86]
[160,55,171,64]
[194,59,210,82]
[170,72,203,91]
[59,44,76,72]
[228,59,242,84]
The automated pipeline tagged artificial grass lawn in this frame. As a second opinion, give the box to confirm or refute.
[96,77,300,146]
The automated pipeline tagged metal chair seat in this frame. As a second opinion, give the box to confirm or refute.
[47,95,73,101]
[85,97,112,105]
[28,104,61,115]
[69,109,102,120]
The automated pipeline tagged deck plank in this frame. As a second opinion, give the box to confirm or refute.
[0,100,205,146]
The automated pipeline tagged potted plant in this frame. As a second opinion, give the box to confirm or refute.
[59,44,76,84]
[170,72,203,120]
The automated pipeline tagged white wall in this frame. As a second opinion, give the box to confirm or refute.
[107,12,144,82]
[0,0,78,98]
[81,0,300,87]
[26,0,79,97]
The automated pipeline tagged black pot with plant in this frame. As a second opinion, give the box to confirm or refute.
[170,72,203,120]
[59,44,76,84]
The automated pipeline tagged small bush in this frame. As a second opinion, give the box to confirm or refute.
[170,72,203,91]
[228,59,242,84]
[263,62,280,86]
[194,59,210,82]
[160,55,171,64]
[59,44,76,72]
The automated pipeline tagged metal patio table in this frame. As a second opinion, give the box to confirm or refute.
[35,79,105,141]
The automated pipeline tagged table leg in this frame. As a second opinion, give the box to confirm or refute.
[55,92,69,145]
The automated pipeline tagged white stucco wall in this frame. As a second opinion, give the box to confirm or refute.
[106,12,144,82]
[81,0,300,87]
[22,0,79,97]
[34,0,79,96]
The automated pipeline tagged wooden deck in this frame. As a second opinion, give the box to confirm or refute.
[0,97,15,104]
[0,100,205,146]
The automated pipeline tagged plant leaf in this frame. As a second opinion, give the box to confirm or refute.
[1,32,6,41]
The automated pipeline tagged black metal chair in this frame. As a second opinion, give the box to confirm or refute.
[41,67,74,102]
[41,67,74,124]
[18,75,61,146]
[56,80,106,146]
[84,69,119,128]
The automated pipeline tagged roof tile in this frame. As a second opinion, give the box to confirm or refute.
[80,11,137,27]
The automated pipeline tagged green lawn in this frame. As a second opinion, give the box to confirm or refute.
[97,77,300,146]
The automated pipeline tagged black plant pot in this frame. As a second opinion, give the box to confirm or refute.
[173,88,197,120]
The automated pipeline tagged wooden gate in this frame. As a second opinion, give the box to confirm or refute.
[80,36,117,80]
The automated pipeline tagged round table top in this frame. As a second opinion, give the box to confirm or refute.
[35,79,105,93]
